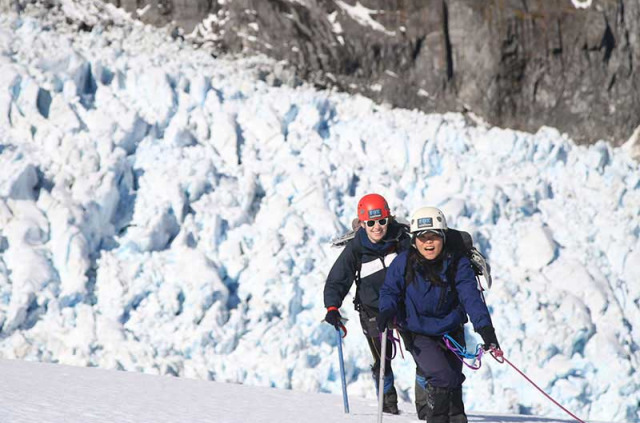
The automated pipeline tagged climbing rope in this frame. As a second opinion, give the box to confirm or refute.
[378,328,404,360]
[389,328,404,359]
[442,336,586,423]
[488,346,586,423]
[443,333,484,370]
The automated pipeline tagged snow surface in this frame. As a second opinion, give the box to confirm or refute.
[334,1,395,36]
[0,358,583,423]
[571,0,593,9]
[0,1,639,422]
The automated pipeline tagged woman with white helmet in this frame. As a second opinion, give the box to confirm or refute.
[377,206,501,423]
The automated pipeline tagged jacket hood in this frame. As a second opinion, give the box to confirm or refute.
[356,220,408,254]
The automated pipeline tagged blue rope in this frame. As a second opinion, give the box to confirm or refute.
[443,334,482,359]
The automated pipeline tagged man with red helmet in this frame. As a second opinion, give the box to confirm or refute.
[323,193,410,415]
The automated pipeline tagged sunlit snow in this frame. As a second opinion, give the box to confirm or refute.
[0,358,584,423]
[334,0,395,36]
[571,0,593,9]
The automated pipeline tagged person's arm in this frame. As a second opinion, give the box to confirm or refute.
[323,241,358,310]
[377,253,407,330]
[454,257,500,348]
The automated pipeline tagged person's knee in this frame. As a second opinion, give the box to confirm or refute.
[430,367,461,388]
[415,372,428,390]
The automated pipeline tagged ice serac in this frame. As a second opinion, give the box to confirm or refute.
[105,0,640,147]
[0,162,38,201]
[516,220,556,271]
[1,201,54,333]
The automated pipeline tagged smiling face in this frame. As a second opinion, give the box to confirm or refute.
[361,218,389,243]
[415,231,444,260]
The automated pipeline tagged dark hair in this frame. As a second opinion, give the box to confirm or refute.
[404,245,446,287]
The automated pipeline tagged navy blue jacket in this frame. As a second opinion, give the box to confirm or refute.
[324,221,410,311]
[379,250,492,336]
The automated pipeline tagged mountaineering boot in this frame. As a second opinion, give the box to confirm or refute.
[373,368,399,414]
[424,385,450,423]
[449,387,468,423]
[383,386,400,415]
[415,373,429,420]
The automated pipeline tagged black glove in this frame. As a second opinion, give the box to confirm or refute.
[376,309,395,333]
[477,326,500,350]
[325,308,342,329]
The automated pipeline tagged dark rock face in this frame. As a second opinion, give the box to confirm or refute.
[112,0,640,145]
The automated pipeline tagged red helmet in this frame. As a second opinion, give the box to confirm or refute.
[357,193,391,221]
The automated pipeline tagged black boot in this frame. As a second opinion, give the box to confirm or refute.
[449,387,468,423]
[424,385,450,423]
[383,386,399,415]
[372,367,399,415]
[415,374,429,419]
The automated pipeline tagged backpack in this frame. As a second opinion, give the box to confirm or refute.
[330,218,364,248]
[444,229,492,291]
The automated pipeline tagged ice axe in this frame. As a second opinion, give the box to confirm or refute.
[336,326,350,413]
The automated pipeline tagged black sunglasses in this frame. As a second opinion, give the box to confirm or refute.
[365,218,388,227]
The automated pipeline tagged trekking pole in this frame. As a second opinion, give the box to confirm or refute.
[336,327,350,414]
[377,328,388,423]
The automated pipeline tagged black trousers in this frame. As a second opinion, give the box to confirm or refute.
[358,306,394,378]
[407,328,466,389]
[358,306,399,413]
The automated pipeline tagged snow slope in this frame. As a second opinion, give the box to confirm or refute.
[0,358,586,423]
[0,1,639,422]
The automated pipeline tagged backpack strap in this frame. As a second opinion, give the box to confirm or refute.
[444,252,461,305]
[352,247,363,311]
[330,229,357,248]
[400,252,410,311]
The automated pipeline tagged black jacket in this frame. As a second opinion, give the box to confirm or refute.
[323,221,410,312]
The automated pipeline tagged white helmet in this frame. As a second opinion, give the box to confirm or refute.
[410,206,448,234]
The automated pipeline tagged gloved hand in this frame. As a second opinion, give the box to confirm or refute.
[477,326,500,351]
[377,309,395,333]
[324,307,342,329]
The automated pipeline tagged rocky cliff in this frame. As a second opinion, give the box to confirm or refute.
[51,0,640,145]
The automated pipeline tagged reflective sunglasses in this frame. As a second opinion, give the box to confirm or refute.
[365,218,388,227]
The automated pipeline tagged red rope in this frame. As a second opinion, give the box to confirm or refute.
[489,348,586,423]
